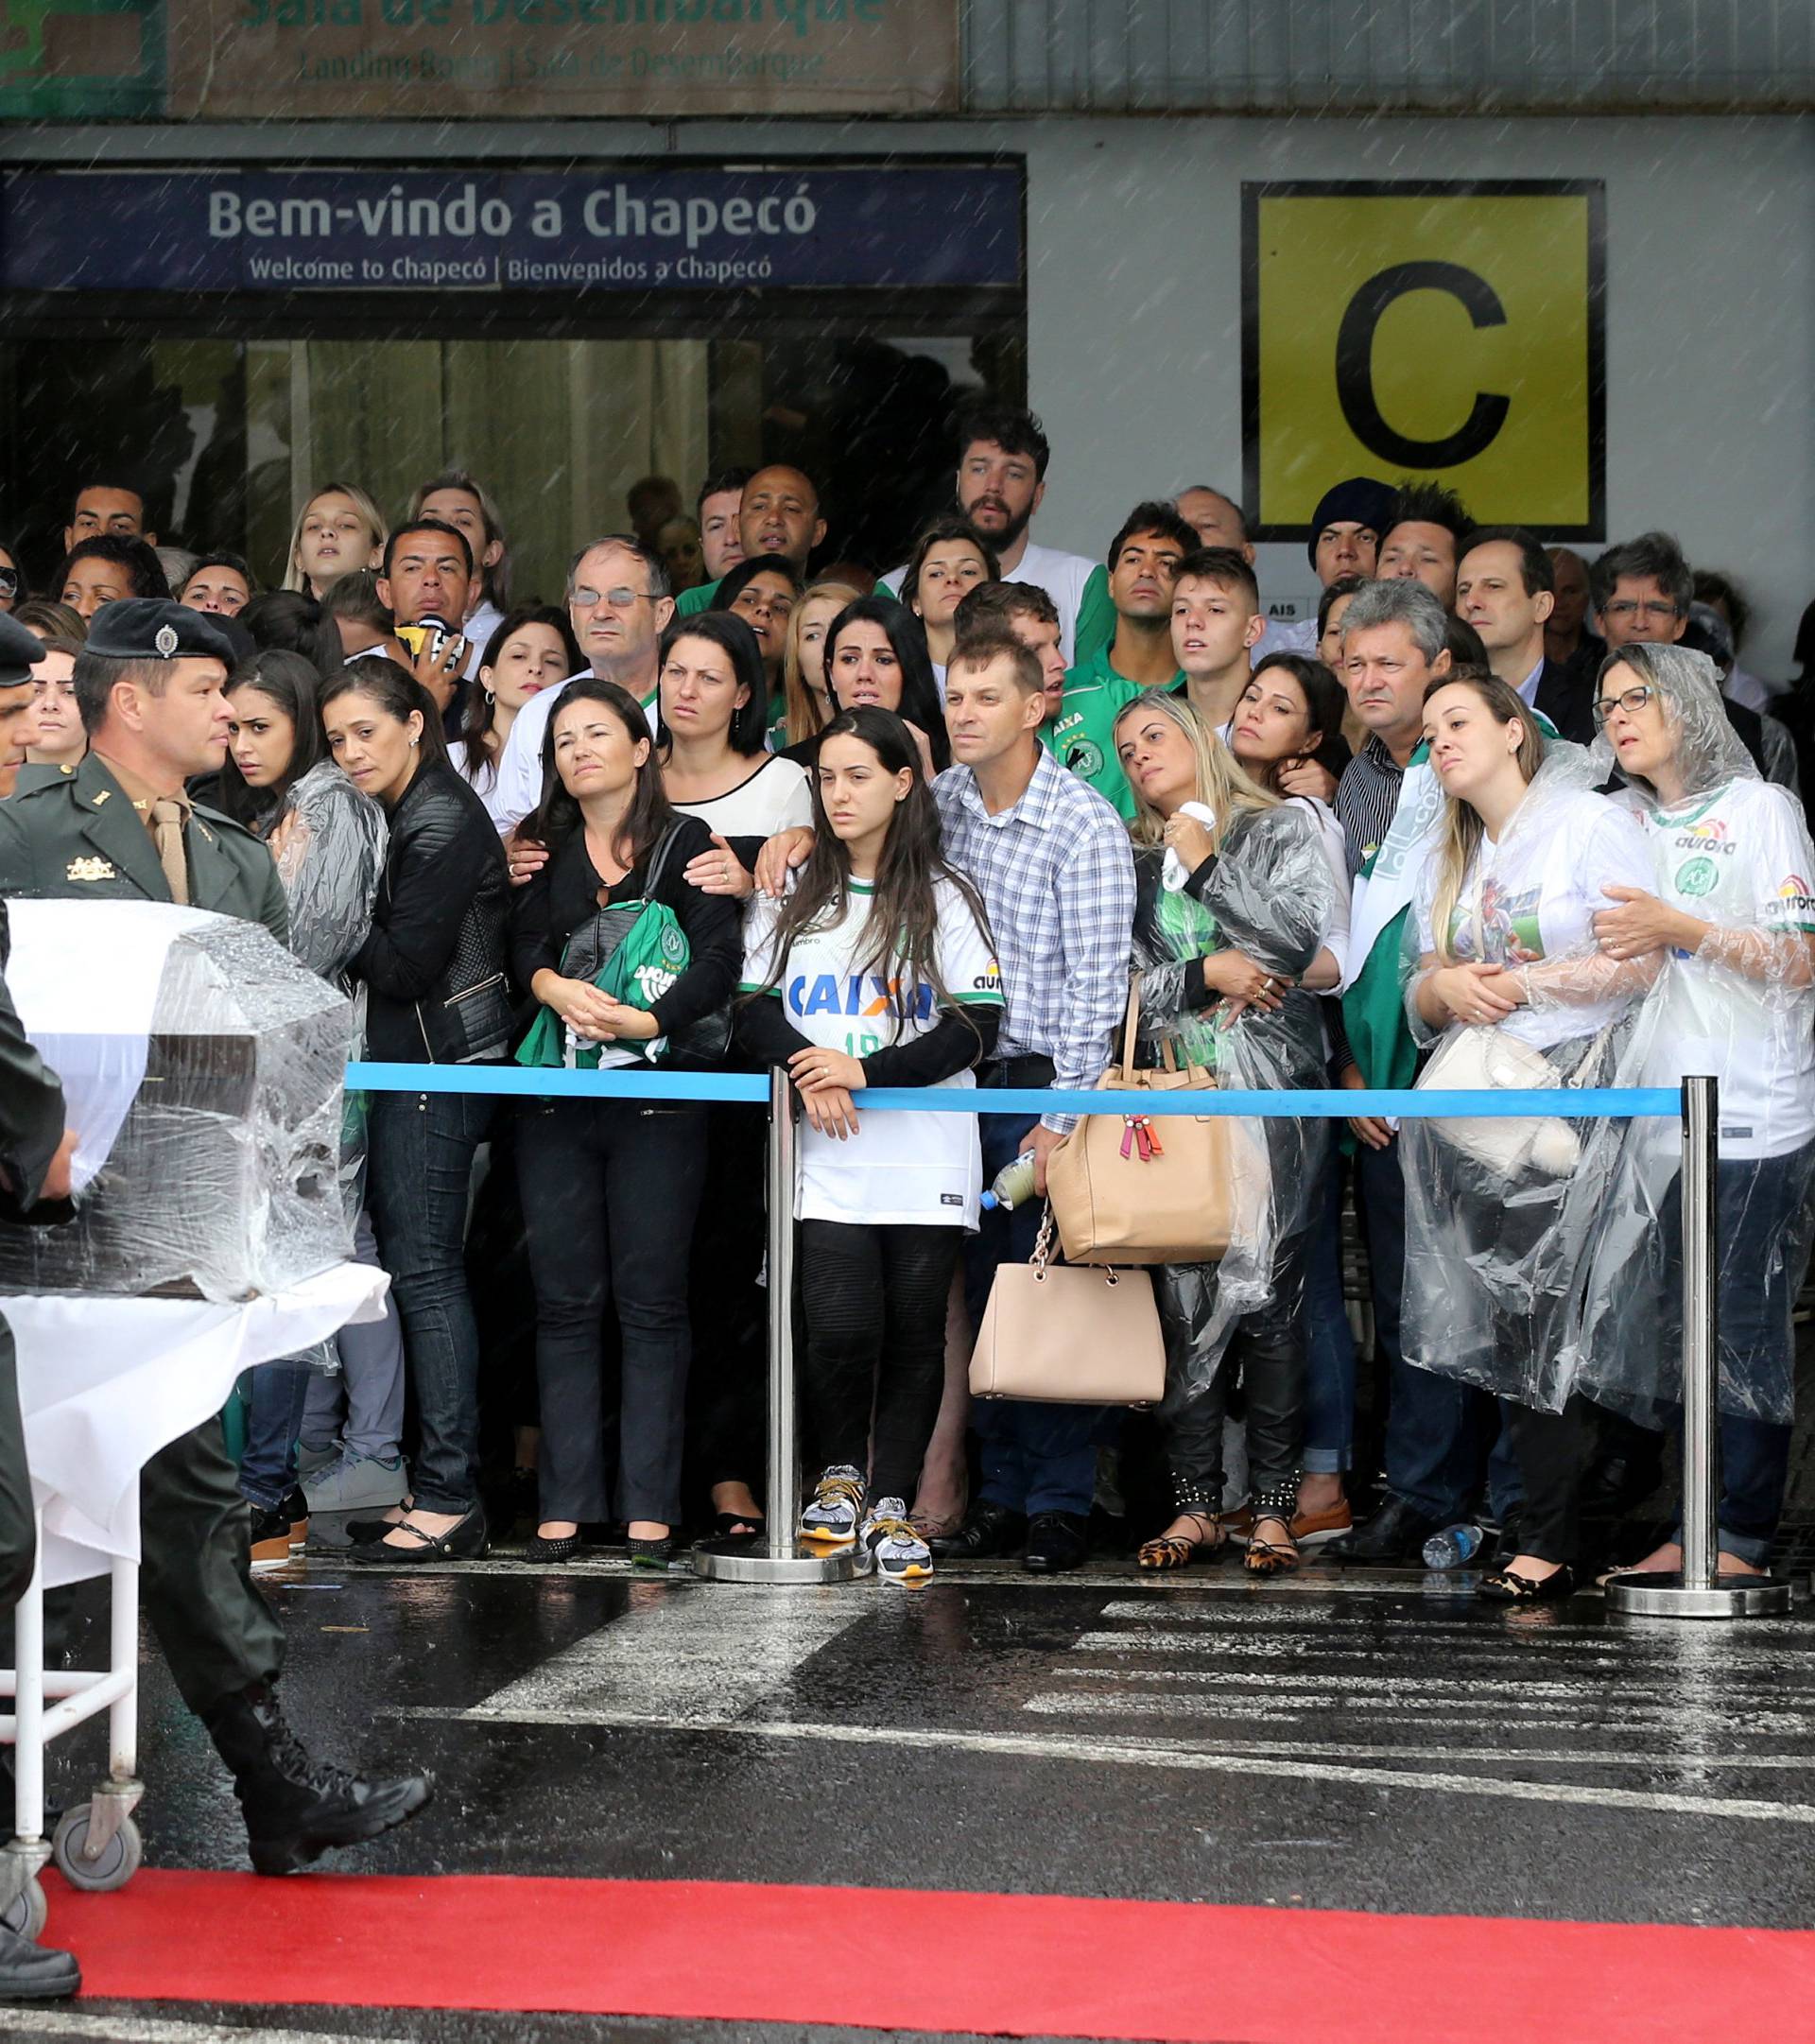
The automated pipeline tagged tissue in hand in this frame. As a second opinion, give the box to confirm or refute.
[1161,801,1219,892]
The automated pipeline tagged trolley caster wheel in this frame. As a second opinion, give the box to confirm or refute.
[0,1876,46,1942]
[51,1804,143,1892]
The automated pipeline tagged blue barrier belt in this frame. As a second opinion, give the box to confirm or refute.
[345,1062,1680,1120]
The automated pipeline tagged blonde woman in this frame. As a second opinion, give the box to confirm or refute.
[1399,669,1657,1602]
[284,483,387,598]
[1111,692,1336,1575]
[773,579,861,753]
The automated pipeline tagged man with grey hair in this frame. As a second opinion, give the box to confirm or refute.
[484,533,674,835]
[1330,577,1450,879]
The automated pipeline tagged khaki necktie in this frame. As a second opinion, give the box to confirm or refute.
[150,798,191,907]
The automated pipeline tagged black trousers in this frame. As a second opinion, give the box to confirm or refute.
[685,1106,769,1494]
[520,1096,707,1526]
[1159,1230,1309,1515]
[801,1221,960,1505]
[0,1322,33,1612]
[1502,1394,1599,1566]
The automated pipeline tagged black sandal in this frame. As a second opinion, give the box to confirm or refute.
[712,1513,767,1541]
[1478,1562,1577,1603]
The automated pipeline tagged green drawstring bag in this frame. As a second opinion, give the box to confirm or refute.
[515,823,693,1070]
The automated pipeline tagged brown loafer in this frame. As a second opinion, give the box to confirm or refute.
[1291,1498,1353,1545]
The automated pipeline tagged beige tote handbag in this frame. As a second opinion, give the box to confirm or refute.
[1046,976,1237,1267]
[969,1211,1166,1406]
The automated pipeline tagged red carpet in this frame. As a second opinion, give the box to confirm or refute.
[45,1869,1811,2043]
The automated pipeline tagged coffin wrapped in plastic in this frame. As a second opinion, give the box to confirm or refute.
[0,900,354,1301]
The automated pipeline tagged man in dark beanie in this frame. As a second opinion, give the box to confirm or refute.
[1255,475,1397,664]
[1306,475,1397,584]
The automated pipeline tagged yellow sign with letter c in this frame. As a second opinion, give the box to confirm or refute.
[1242,182,1605,539]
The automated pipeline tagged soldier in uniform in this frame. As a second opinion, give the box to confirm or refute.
[0,613,81,1999]
[0,600,432,1877]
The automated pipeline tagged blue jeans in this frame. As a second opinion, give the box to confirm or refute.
[367,1088,495,1515]
[302,1208,406,1464]
[1359,1137,1519,1524]
[963,1089,1105,1520]
[238,1363,311,1513]
[1302,1160,1355,1476]
[1661,1141,1815,1566]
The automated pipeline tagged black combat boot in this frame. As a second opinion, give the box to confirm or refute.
[201,1681,432,1876]
[0,1923,78,2001]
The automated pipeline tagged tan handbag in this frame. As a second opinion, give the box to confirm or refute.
[1046,976,1238,1266]
[969,1211,1165,1406]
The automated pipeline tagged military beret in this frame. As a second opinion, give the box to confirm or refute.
[0,611,47,691]
[84,598,233,667]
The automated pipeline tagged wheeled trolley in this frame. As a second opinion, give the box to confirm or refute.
[0,1482,146,1943]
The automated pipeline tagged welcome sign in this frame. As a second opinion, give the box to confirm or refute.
[164,0,958,116]
[0,165,1023,294]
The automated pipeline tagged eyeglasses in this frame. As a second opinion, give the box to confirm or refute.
[0,569,18,598]
[1593,682,1660,724]
[1601,599,1680,622]
[573,585,653,610]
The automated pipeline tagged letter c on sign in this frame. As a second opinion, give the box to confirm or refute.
[1335,260,1512,469]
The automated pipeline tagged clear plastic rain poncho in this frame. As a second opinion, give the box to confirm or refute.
[1565,644,1815,1427]
[0,905,355,1300]
[1129,799,1338,1407]
[269,759,388,1231]
[1398,738,1666,1412]
[268,759,389,989]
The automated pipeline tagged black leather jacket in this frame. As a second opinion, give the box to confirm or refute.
[353,758,513,1065]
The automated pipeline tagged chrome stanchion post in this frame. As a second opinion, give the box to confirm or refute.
[1608,1075,1790,1618]
[694,1066,857,1584]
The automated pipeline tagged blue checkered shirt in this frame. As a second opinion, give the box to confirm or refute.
[933,750,1135,1131]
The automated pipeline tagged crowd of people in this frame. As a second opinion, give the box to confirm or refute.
[4,400,1815,1612]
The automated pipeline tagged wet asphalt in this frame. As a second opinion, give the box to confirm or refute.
[17,1548,1815,2041]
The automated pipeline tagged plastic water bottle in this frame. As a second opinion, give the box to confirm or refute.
[1421,1523,1485,1569]
[979,1152,1039,1212]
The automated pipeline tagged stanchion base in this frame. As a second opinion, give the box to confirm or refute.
[1605,1569,1793,1619]
[691,1536,861,1584]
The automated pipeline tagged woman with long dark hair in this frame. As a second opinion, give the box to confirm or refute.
[822,595,948,777]
[321,658,513,1563]
[740,706,1002,1585]
[510,678,742,1567]
[658,612,813,897]
[901,515,998,680]
[649,611,813,1541]
[709,553,801,710]
[457,604,582,795]
[215,650,401,1554]
[1228,651,1357,1540]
